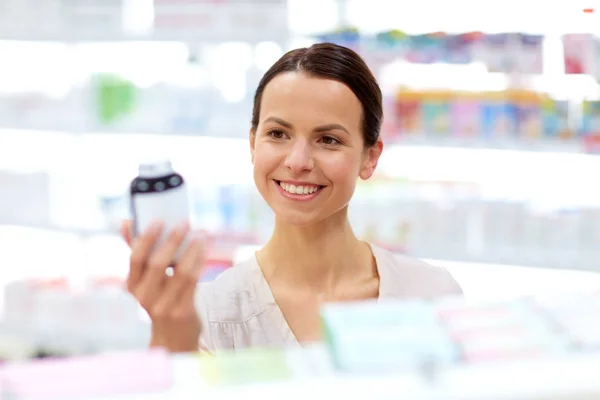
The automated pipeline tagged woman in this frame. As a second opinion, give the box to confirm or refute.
[122,43,462,352]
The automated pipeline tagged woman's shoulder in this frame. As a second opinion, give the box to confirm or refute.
[195,257,281,350]
[202,257,259,291]
[196,256,273,323]
[370,243,463,299]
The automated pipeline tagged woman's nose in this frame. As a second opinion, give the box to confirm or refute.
[284,139,314,173]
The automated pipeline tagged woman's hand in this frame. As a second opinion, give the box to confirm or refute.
[121,220,205,353]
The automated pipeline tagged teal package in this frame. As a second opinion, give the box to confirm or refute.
[580,101,600,136]
[423,102,451,136]
[321,300,460,373]
[542,99,569,138]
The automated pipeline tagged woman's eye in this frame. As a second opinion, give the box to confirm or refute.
[268,130,286,139]
[321,136,341,145]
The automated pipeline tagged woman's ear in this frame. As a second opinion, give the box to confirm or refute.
[249,129,256,164]
[359,138,383,180]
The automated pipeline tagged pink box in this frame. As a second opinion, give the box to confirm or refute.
[1,349,173,399]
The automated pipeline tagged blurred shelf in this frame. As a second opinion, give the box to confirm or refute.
[390,135,588,154]
[0,0,289,45]
[73,354,600,399]
[0,222,114,238]
[3,222,600,275]
[0,127,248,141]
[0,31,288,44]
[0,127,595,156]
[3,349,600,399]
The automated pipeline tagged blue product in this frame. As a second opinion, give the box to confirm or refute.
[218,185,235,232]
[542,99,569,138]
[481,95,517,139]
[580,101,600,136]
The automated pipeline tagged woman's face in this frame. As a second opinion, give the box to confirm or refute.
[250,72,382,227]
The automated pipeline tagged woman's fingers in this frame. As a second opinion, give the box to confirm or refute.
[127,221,163,293]
[172,238,205,319]
[151,236,203,320]
[121,220,132,247]
[176,235,205,283]
[124,222,205,353]
[134,222,190,312]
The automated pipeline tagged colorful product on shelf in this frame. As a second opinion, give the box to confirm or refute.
[442,33,480,64]
[541,98,571,139]
[314,29,543,73]
[395,89,423,136]
[322,300,459,372]
[94,74,137,125]
[594,38,600,82]
[322,291,600,374]
[563,34,596,75]
[480,91,517,139]
[390,89,578,143]
[583,133,600,153]
[421,91,452,136]
[96,169,600,273]
[472,33,518,73]
[450,92,480,138]
[315,27,361,53]
[199,348,293,386]
[406,32,446,64]
[362,30,409,69]
[381,94,402,141]
[1,349,172,400]
[580,100,600,135]
[514,91,542,139]
[517,34,544,74]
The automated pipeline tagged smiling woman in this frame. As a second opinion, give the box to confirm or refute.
[123,43,463,352]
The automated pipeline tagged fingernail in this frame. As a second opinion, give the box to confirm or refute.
[193,230,207,241]
[149,221,164,233]
[176,221,190,234]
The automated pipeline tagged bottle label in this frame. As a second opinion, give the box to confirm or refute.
[132,184,191,261]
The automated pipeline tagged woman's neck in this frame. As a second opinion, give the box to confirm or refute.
[258,208,374,294]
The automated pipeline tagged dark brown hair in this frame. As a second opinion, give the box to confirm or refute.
[251,42,382,147]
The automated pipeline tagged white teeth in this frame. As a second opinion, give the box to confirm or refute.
[279,182,320,195]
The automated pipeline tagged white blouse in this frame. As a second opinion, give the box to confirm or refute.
[195,244,462,351]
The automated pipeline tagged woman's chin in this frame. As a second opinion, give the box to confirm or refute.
[273,206,349,229]
[273,210,326,228]
[277,216,320,228]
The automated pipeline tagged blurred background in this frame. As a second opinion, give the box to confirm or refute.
[2,0,600,358]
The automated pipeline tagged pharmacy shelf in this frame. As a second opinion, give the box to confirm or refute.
[0,1,289,45]
[391,135,588,154]
[2,128,599,182]
[0,127,593,155]
[0,221,583,269]
[0,32,287,44]
[161,353,600,400]
[4,222,600,278]
[4,349,600,400]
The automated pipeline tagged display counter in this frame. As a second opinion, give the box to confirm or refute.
[2,346,600,399]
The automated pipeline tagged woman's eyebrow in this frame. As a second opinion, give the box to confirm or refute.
[264,117,350,135]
